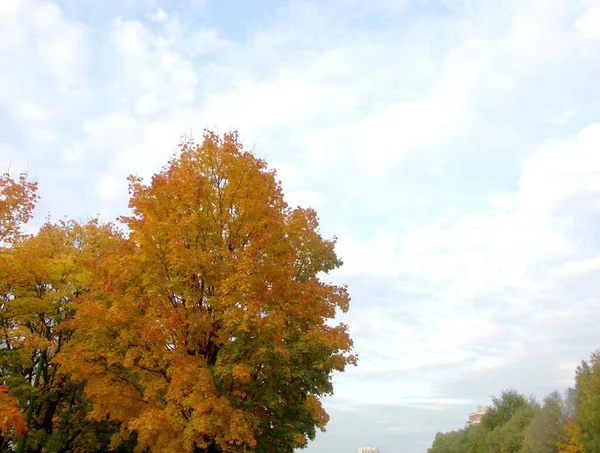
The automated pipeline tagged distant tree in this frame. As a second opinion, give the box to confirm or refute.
[524,391,567,453]
[461,425,487,453]
[575,351,600,452]
[556,418,584,453]
[428,389,541,453]
[563,388,577,421]
[430,390,540,453]
[486,403,539,453]
[427,360,600,453]
[481,389,537,432]
[428,430,465,453]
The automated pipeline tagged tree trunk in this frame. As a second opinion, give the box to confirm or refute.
[16,345,47,453]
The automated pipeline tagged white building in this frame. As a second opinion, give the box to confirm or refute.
[465,405,490,428]
[358,447,379,453]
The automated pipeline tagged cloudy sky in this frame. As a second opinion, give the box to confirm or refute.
[2,0,600,451]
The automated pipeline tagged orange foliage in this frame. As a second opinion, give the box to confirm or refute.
[62,131,356,452]
[1,219,124,450]
[0,172,38,244]
[0,385,27,437]
[557,418,584,453]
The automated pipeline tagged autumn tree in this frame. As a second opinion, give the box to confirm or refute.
[554,388,583,453]
[0,220,128,452]
[62,131,356,453]
[0,172,38,245]
[557,418,584,453]
[0,384,27,444]
[0,171,38,448]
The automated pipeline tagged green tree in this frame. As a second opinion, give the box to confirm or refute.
[428,430,466,453]
[575,351,600,452]
[524,391,569,453]
[482,389,536,432]
[463,425,487,453]
[427,425,487,453]
[486,403,539,453]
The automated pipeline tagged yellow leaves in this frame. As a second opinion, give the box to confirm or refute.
[181,398,256,451]
[82,371,147,423]
[293,432,308,448]
[122,348,140,368]
[232,364,251,384]
[557,418,585,453]
[0,219,130,450]
[228,409,256,448]
[304,394,329,430]
[17,333,51,360]
[0,172,38,245]
[129,407,184,453]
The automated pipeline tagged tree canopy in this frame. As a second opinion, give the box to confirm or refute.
[428,350,600,453]
[0,131,356,453]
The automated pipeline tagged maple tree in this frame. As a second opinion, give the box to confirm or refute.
[0,171,37,449]
[0,219,128,452]
[0,172,38,245]
[62,131,356,453]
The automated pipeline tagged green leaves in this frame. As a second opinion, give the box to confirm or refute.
[428,390,540,453]
[428,355,600,453]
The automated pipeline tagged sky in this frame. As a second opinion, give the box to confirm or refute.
[2,0,600,451]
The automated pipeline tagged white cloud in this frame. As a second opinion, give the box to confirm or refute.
[2,0,600,452]
[0,0,89,174]
[13,101,53,123]
[576,5,600,39]
[152,8,168,23]
[324,120,600,444]
[519,124,600,216]
[110,18,198,116]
